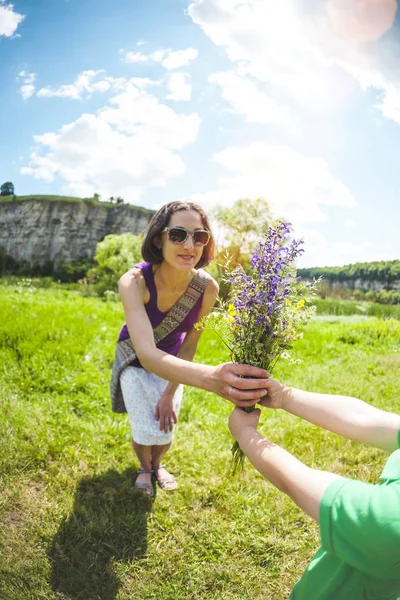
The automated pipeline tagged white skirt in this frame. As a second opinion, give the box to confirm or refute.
[120,366,183,445]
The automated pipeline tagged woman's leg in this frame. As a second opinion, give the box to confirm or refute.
[120,368,182,492]
[152,443,178,490]
[132,439,153,492]
[151,442,171,468]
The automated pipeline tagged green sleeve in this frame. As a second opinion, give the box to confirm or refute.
[319,477,400,580]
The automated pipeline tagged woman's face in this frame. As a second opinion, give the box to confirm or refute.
[160,210,206,271]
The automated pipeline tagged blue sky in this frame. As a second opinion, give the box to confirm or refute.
[1,0,400,267]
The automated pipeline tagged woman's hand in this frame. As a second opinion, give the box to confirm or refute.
[229,407,261,443]
[155,395,177,433]
[205,362,269,407]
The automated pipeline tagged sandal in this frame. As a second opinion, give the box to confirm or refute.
[134,468,154,497]
[153,464,178,491]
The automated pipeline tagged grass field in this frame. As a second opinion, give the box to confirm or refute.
[1,284,400,600]
[313,298,400,319]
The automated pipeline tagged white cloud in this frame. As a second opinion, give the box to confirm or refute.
[21,81,201,201]
[188,0,400,124]
[188,141,357,225]
[21,83,35,99]
[166,72,192,101]
[18,70,35,82]
[344,219,356,228]
[37,70,159,100]
[123,47,198,70]
[37,70,114,100]
[0,1,24,37]
[377,85,400,123]
[127,76,160,89]
[161,48,198,70]
[18,70,35,99]
[35,71,157,100]
[124,49,165,64]
[209,70,289,124]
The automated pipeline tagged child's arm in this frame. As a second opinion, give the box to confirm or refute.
[262,380,400,452]
[229,408,341,521]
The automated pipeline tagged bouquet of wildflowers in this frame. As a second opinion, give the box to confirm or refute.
[199,221,319,472]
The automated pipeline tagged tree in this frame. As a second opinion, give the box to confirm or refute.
[88,233,143,295]
[116,196,124,204]
[212,197,278,270]
[93,192,100,201]
[213,197,276,256]
[209,197,278,299]
[1,182,14,196]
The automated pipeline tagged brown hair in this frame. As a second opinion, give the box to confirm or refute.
[141,201,215,268]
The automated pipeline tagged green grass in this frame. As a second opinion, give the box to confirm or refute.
[314,297,400,319]
[1,285,400,599]
[0,194,153,213]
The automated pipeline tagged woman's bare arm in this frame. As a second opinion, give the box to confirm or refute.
[118,269,269,405]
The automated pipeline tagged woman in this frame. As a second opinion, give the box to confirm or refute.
[116,201,269,497]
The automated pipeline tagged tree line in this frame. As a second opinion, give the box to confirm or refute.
[1,182,126,205]
[298,261,400,284]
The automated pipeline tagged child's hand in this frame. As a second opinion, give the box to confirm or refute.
[228,407,261,442]
[259,379,286,410]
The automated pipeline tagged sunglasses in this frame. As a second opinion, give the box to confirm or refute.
[161,226,211,247]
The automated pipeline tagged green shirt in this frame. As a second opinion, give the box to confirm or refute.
[291,437,400,600]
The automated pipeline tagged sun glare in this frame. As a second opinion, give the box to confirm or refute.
[327,0,398,42]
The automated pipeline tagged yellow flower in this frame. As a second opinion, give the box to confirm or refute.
[296,299,305,310]
[228,303,236,316]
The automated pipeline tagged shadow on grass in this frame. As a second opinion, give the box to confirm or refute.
[49,467,153,600]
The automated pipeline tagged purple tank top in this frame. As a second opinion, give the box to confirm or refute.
[118,261,205,368]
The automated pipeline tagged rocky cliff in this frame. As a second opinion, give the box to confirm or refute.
[0,197,154,266]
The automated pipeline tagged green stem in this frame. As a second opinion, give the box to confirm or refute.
[209,327,234,354]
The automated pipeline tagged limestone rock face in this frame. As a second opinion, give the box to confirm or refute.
[0,199,154,265]
[331,279,400,292]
